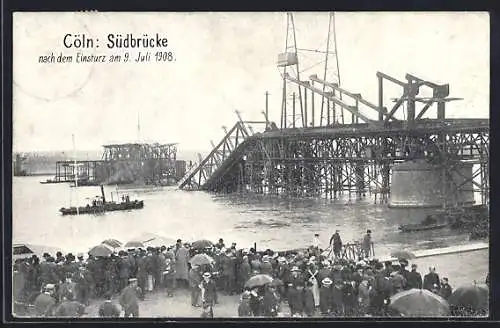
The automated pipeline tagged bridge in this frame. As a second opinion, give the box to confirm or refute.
[178,71,489,209]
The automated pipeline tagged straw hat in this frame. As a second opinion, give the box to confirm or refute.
[291,266,300,272]
[128,278,137,283]
[322,277,333,286]
[203,272,212,278]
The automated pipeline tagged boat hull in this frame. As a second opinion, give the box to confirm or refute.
[59,200,144,215]
[398,223,448,233]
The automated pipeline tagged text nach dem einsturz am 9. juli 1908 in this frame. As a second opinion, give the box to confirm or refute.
[38,33,176,64]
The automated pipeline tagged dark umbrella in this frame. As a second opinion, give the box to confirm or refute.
[88,244,114,257]
[189,253,215,266]
[390,250,416,260]
[124,241,145,248]
[244,274,274,289]
[448,283,488,312]
[389,288,450,317]
[102,239,122,249]
[191,239,213,250]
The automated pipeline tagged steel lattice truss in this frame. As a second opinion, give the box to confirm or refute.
[177,71,489,208]
[200,124,488,207]
[99,143,178,184]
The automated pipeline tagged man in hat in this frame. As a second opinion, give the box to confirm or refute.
[38,255,56,287]
[439,277,453,300]
[275,257,290,298]
[263,284,280,317]
[58,273,77,303]
[215,238,225,250]
[289,266,304,288]
[406,264,423,289]
[135,250,147,299]
[119,278,141,317]
[200,272,217,316]
[260,255,273,276]
[76,253,85,267]
[389,267,406,294]
[369,262,390,316]
[98,292,121,318]
[331,279,344,316]
[163,256,176,297]
[118,252,132,292]
[189,265,202,307]
[362,230,372,258]
[34,284,57,317]
[221,249,237,294]
[312,234,321,256]
[303,281,316,317]
[288,281,304,317]
[74,267,92,305]
[398,259,410,290]
[329,230,343,259]
[238,290,253,317]
[423,267,440,292]
[175,240,190,289]
[357,276,371,316]
[383,261,393,278]
[319,277,333,316]
[238,255,251,293]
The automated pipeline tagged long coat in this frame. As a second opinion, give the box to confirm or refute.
[407,270,423,289]
[303,288,315,316]
[54,300,85,317]
[238,297,252,317]
[175,247,189,280]
[423,272,440,291]
[119,285,141,313]
[99,300,121,317]
[319,286,332,314]
[260,262,273,276]
[34,293,56,317]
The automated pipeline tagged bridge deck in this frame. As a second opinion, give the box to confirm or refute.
[258,118,489,140]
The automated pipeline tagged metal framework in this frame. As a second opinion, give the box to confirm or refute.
[100,143,179,185]
[54,160,105,183]
[178,72,489,209]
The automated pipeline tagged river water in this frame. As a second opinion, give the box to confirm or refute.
[13,175,480,257]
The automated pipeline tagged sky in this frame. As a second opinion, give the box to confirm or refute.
[12,12,489,154]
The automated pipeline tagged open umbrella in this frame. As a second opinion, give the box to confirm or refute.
[389,288,450,317]
[189,253,215,266]
[390,250,416,260]
[191,239,213,250]
[101,239,122,249]
[448,283,488,312]
[88,244,114,257]
[124,241,145,248]
[244,274,274,289]
[135,233,176,248]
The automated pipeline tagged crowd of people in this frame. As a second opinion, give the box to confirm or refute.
[12,230,487,318]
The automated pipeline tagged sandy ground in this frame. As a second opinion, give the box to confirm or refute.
[82,287,263,318]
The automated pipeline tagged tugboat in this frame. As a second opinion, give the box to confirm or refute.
[59,185,144,215]
[398,215,448,233]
